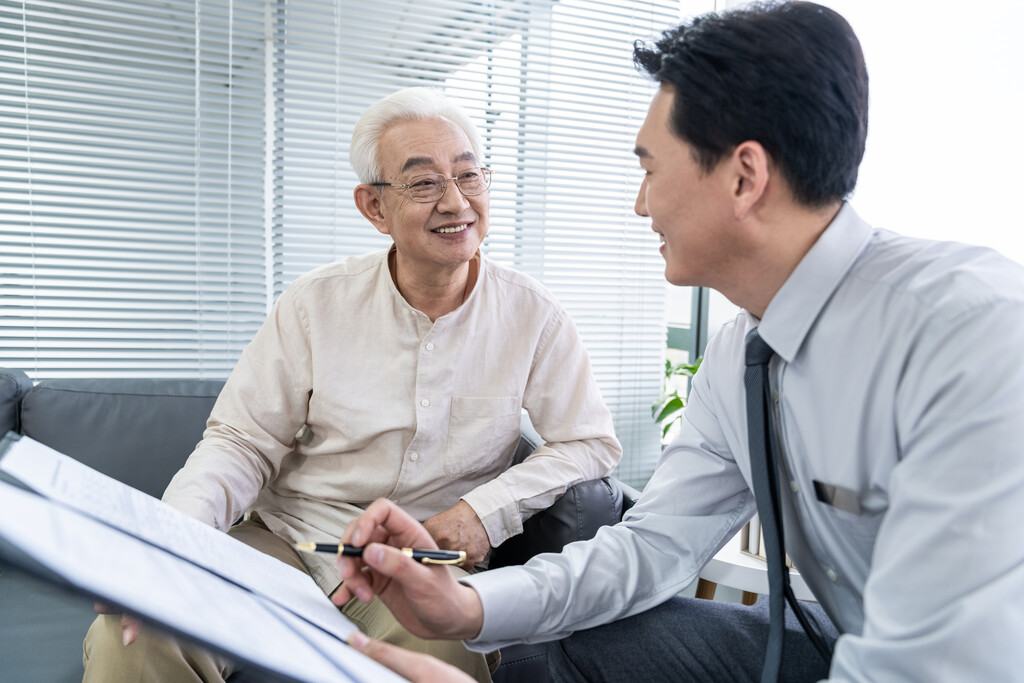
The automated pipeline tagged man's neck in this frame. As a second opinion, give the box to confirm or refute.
[724,201,842,319]
[389,249,478,322]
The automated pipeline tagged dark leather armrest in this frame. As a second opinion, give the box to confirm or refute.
[0,368,33,435]
[488,476,628,569]
[618,479,642,514]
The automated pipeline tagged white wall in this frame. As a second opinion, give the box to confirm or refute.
[699,0,1024,340]
[804,0,1024,265]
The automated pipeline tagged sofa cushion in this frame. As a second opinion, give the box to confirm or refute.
[20,378,224,498]
[0,368,33,436]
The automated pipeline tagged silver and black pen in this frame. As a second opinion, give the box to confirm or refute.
[294,542,466,566]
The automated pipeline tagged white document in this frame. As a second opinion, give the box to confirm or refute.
[0,435,408,683]
[0,479,407,683]
[0,435,351,640]
[262,601,409,683]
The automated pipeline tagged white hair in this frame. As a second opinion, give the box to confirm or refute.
[349,87,485,184]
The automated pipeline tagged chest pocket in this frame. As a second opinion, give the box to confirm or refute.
[817,499,886,567]
[445,396,522,478]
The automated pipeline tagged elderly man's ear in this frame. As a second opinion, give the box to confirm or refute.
[354,185,390,235]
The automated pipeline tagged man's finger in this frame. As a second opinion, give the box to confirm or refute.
[360,542,436,586]
[93,601,116,615]
[120,614,142,646]
[343,499,434,549]
[347,631,474,683]
[330,582,355,607]
[335,554,384,604]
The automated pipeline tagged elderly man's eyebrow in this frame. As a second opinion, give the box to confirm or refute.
[401,156,435,174]
[400,151,479,175]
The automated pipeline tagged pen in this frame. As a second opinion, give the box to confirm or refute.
[293,542,467,566]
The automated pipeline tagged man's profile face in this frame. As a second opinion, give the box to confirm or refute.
[374,117,489,273]
[634,85,735,288]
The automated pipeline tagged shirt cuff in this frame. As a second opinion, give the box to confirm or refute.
[461,477,523,548]
[460,567,540,651]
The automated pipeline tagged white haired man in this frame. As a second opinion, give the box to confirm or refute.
[82,87,621,683]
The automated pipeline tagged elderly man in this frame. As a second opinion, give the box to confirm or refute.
[82,87,621,682]
[332,3,1024,683]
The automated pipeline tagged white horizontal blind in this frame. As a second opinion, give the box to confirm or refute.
[274,0,677,486]
[271,0,534,284]
[0,0,266,379]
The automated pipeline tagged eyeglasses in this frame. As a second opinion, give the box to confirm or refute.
[370,167,492,203]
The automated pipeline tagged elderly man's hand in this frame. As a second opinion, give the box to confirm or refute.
[347,631,475,683]
[422,500,490,567]
[93,602,142,646]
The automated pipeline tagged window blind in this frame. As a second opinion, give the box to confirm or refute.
[274,0,678,486]
[0,0,266,379]
[3,0,680,485]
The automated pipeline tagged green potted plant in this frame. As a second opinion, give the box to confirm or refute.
[652,357,702,442]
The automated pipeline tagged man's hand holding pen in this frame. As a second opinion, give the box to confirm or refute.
[330,498,485,642]
[300,499,488,566]
[295,542,467,566]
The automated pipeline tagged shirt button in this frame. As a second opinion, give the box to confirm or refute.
[790,480,799,493]
[772,390,780,403]
[425,342,434,351]
[827,568,838,582]
[420,398,430,407]
[409,452,419,462]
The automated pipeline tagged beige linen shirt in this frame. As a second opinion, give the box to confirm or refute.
[163,248,621,592]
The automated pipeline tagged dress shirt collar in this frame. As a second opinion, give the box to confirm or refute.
[758,203,874,363]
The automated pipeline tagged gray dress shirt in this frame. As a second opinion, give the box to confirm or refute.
[465,203,1024,680]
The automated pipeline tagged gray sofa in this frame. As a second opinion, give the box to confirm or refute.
[0,367,637,682]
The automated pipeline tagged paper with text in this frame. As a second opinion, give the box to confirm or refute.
[0,478,405,682]
[0,436,354,642]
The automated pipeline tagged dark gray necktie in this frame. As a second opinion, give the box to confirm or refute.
[745,328,832,682]
[744,328,787,683]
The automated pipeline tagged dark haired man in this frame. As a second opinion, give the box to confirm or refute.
[332,3,1024,681]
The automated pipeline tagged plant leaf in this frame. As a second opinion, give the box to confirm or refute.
[653,395,685,423]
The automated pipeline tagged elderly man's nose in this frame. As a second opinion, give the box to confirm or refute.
[437,179,471,211]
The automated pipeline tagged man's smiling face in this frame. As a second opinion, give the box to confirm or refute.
[634,84,736,288]
[373,117,489,273]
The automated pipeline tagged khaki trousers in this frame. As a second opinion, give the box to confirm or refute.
[82,515,495,682]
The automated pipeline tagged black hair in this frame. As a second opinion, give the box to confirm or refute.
[634,1,869,208]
